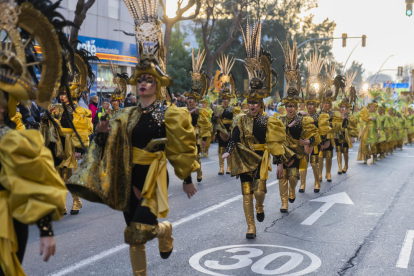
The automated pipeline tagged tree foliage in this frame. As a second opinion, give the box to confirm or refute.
[167,24,193,95]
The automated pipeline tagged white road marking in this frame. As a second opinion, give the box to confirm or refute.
[301,192,354,226]
[49,181,277,276]
[396,230,414,269]
[202,161,216,165]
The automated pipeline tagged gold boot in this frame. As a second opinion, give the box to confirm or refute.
[310,155,320,193]
[129,244,147,276]
[226,160,231,175]
[288,168,299,203]
[299,156,308,193]
[336,146,343,175]
[318,154,324,182]
[70,194,82,215]
[196,155,202,182]
[373,154,377,164]
[242,193,256,239]
[325,151,333,182]
[218,147,225,175]
[279,170,289,213]
[342,147,349,173]
[253,180,266,222]
[157,221,174,259]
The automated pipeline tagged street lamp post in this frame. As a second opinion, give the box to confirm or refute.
[371,55,394,84]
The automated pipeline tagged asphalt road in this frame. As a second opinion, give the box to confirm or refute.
[22,142,414,276]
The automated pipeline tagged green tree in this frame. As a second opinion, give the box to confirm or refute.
[167,24,193,95]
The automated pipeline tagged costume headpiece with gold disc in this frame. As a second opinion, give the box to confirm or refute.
[304,47,324,106]
[109,61,129,102]
[64,44,99,100]
[216,54,236,99]
[123,0,172,101]
[184,49,208,100]
[278,39,301,104]
[338,70,358,109]
[240,19,277,101]
[323,62,345,106]
[0,0,73,118]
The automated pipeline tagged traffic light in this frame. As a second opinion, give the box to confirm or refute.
[398,67,403,76]
[407,0,413,16]
[342,33,347,47]
[362,35,366,47]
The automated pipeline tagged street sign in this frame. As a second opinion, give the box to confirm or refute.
[189,244,321,276]
[301,192,354,225]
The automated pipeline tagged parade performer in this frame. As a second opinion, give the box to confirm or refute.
[335,71,359,173]
[223,20,285,238]
[406,105,414,146]
[40,45,95,215]
[319,64,344,182]
[0,0,73,274]
[299,48,329,193]
[358,101,381,164]
[377,104,390,159]
[277,40,320,212]
[66,2,199,275]
[184,49,209,182]
[212,54,241,175]
[199,96,213,157]
[109,61,129,118]
[386,106,397,155]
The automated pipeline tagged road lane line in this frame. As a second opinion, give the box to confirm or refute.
[396,230,414,268]
[202,161,216,165]
[49,181,277,276]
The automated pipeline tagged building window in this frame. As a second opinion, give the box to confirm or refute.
[108,0,119,19]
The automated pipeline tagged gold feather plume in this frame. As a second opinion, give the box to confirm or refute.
[192,48,206,74]
[305,47,325,78]
[344,69,358,89]
[216,55,235,77]
[240,19,262,80]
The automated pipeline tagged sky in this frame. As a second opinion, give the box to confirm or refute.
[307,0,414,81]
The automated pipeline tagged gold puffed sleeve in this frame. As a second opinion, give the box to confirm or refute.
[266,116,286,156]
[232,106,241,116]
[347,114,359,138]
[72,106,93,148]
[331,111,343,133]
[10,112,26,131]
[360,107,370,123]
[198,108,212,138]
[165,106,200,179]
[318,113,330,136]
[0,130,67,224]
[302,116,321,146]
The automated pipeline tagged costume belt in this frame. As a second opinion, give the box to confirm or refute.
[0,190,26,276]
[222,118,232,124]
[58,127,77,169]
[132,147,169,218]
[253,144,272,180]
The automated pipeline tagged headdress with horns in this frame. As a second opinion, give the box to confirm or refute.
[123,0,172,100]
[185,49,208,100]
[240,19,277,100]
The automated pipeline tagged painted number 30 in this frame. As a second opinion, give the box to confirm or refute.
[189,245,321,276]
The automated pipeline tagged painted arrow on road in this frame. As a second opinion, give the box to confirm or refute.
[301,192,354,225]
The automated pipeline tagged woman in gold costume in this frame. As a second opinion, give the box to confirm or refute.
[199,98,213,157]
[276,41,320,212]
[66,4,199,275]
[0,0,73,274]
[212,55,241,175]
[222,21,285,238]
[358,101,381,164]
[40,45,95,215]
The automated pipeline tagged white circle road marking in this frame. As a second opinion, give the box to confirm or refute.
[189,244,321,276]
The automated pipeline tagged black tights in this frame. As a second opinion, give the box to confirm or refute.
[0,219,28,276]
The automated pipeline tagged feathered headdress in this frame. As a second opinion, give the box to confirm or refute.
[240,19,277,99]
[338,69,358,109]
[123,0,172,100]
[185,49,208,100]
[304,47,325,105]
[278,39,300,103]
[323,62,344,105]
[0,0,74,117]
[110,61,129,101]
[216,54,236,98]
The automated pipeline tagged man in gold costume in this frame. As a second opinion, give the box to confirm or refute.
[184,49,210,182]
[0,1,73,274]
[222,20,285,238]
[212,55,241,175]
[299,49,330,193]
[319,64,344,182]
[276,41,320,212]
[41,47,95,215]
[66,3,199,275]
